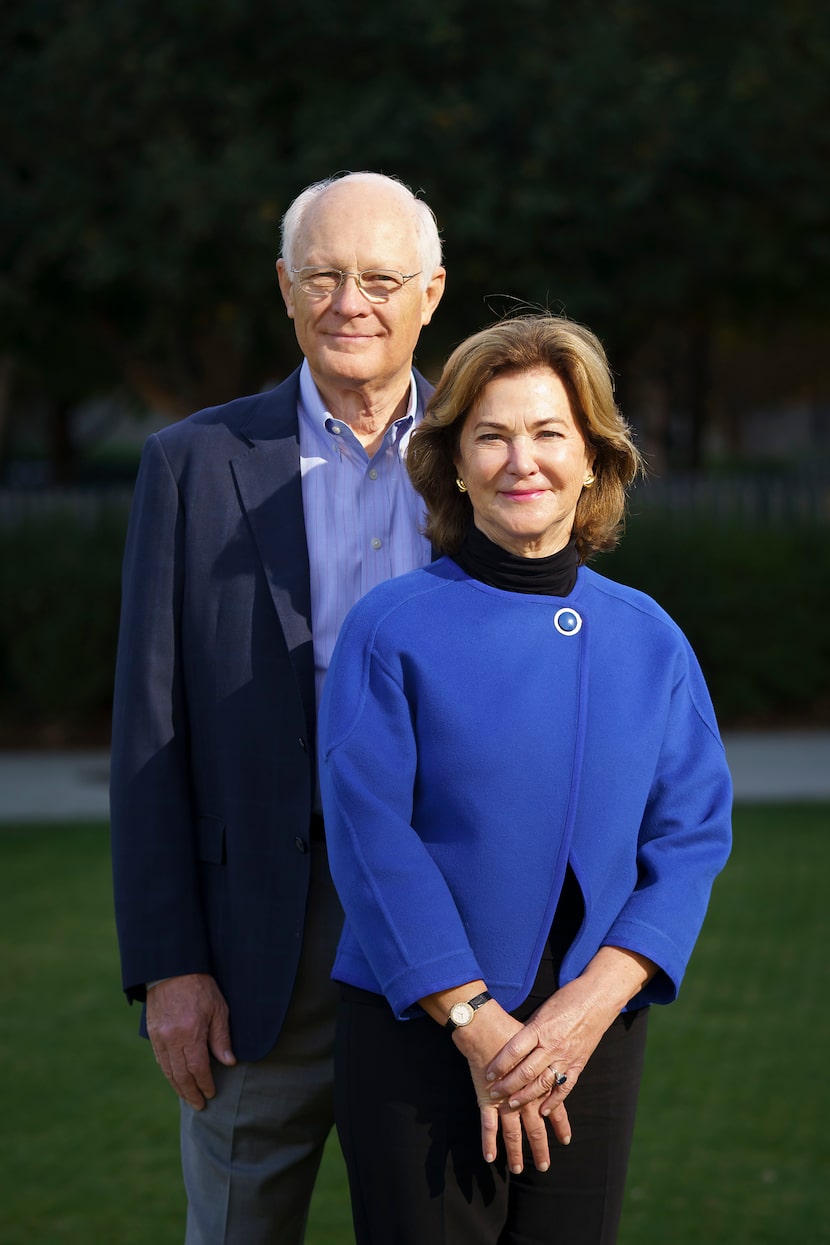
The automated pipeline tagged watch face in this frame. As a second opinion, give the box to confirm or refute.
[449,1002,474,1028]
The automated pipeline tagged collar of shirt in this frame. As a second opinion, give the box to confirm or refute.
[297,358,418,465]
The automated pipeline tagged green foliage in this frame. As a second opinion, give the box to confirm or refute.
[1,807,827,1243]
[0,508,127,736]
[596,513,830,725]
[2,0,829,418]
[0,506,828,740]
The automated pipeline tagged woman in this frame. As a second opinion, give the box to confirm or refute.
[319,315,732,1245]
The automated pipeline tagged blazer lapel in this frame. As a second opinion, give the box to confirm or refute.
[230,366,436,721]
[230,373,315,731]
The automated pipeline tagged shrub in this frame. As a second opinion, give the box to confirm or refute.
[0,507,827,741]
[0,507,128,741]
[596,514,830,726]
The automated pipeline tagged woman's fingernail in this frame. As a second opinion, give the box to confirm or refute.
[486,1072,496,1082]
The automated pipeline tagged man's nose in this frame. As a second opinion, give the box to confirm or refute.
[331,273,369,312]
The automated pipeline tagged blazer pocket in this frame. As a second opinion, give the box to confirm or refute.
[197,816,226,865]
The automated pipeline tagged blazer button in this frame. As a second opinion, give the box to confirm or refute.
[298,737,307,751]
[294,836,308,854]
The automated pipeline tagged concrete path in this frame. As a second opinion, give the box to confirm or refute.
[0,732,828,824]
[0,749,111,823]
[720,731,829,804]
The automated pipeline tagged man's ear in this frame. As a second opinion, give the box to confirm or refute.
[420,267,446,326]
[276,259,296,319]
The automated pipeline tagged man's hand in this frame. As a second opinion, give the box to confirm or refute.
[145,973,236,1109]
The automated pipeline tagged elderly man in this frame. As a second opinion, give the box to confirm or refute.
[110,171,445,1244]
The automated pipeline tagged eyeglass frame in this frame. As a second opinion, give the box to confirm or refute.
[290,266,423,303]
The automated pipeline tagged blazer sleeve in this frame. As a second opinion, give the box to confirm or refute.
[109,434,210,1001]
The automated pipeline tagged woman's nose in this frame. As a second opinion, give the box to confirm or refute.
[507,438,537,475]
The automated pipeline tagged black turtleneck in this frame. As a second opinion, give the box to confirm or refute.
[453,523,579,596]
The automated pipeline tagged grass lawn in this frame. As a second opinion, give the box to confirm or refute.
[0,804,827,1244]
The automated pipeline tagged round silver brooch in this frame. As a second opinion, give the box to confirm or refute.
[553,608,583,636]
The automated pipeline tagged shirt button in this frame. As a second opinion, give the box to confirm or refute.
[294,837,308,854]
[330,423,342,435]
[371,537,382,550]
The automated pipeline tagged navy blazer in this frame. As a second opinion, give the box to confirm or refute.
[110,365,434,1061]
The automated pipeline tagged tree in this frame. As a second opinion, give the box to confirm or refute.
[2,0,829,473]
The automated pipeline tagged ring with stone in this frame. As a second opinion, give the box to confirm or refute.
[550,1068,567,1087]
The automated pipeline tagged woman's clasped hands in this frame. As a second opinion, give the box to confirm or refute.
[450,999,574,1175]
[477,950,656,1169]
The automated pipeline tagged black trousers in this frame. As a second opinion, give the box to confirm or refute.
[335,986,649,1245]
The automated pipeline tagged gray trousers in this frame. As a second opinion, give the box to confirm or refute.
[181,844,343,1245]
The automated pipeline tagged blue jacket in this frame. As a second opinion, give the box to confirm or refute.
[319,558,732,1020]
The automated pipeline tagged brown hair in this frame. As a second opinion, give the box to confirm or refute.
[407,315,644,560]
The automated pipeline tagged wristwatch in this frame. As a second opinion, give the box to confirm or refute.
[445,991,493,1031]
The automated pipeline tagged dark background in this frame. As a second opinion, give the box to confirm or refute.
[1,0,829,740]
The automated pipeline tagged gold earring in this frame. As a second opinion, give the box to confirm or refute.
[583,474,595,488]
[456,478,468,494]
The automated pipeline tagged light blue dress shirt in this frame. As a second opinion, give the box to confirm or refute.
[297,359,432,720]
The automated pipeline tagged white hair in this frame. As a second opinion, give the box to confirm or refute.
[279,171,443,287]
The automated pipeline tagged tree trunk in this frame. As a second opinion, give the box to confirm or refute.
[49,400,75,484]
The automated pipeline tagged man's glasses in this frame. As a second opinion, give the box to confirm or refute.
[291,267,422,303]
